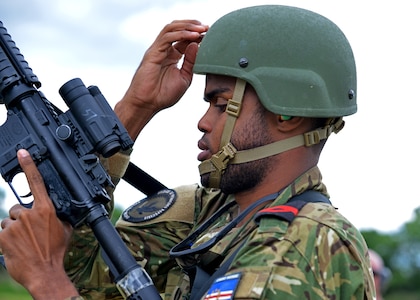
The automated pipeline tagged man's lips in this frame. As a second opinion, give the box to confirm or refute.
[198,149,212,162]
[197,140,212,161]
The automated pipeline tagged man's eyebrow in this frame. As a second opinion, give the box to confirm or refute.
[203,87,230,102]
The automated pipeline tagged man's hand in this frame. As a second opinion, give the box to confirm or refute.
[0,149,78,299]
[115,20,209,140]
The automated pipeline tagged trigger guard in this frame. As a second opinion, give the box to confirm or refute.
[8,181,33,208]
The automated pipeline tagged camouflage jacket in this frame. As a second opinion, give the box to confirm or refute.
[65,152,375,299]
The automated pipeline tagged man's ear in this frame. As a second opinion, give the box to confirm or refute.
[276,115,306,133]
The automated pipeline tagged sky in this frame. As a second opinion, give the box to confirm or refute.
[0,0,419,233]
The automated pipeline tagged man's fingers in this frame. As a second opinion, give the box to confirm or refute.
[16,149,51,209]
[8,204,24,220]
[0,217,11,230]
[153,20,208,52]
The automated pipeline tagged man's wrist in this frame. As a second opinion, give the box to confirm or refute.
[27,270,80,300]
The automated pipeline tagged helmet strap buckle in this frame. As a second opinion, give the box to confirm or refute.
[226,98,241,117]
[304,130,321,146]
[210,143,237,172]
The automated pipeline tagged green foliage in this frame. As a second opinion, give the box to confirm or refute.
[0,272,31,299]
[362,206,420,296]
[386,291,420,300]
[111,205,124,225]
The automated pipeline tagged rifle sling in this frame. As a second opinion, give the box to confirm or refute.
[122,162,167,196]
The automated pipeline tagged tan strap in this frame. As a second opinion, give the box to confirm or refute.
[199,118,344,176]
[206,78,246,187]
[220,78,247,147]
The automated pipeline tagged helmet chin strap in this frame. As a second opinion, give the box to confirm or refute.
[198,78,345,189]
[198,78,246,188]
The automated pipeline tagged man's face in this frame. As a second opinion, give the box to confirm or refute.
[197,75,275,194]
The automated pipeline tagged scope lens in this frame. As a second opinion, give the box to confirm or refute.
[97,136,120,158]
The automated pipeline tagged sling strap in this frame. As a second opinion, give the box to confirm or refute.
[122,162,167,196]
[189,190,330,300]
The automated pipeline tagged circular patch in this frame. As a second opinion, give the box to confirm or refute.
[122,189,177,222]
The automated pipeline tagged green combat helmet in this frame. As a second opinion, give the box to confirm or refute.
[194,5,357,188]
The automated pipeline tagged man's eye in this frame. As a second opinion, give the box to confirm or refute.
[215,103,228,112]
[215,98,228,112]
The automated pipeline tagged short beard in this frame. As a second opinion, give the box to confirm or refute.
[200,104,273,194]
[218,156,273,194]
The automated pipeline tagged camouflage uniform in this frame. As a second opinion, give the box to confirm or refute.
[65,152,375,299]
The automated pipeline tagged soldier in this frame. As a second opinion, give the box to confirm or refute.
[369,249,392,300]
[0,5,375,299]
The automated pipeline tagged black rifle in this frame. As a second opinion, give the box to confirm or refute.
[0,21,161,300]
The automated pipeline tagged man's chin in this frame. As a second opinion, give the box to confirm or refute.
[200,174,224,191]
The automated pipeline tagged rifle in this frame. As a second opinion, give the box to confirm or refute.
[0,20,161,300]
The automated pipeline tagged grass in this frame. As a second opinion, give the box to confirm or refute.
[0,272,31,300]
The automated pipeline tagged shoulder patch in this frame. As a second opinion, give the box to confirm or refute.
[254,200,307,224]
[122,189,177,223]
[205,272,242,300]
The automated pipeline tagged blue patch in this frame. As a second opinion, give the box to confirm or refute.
[205,272,241,300]
[122,189,176,222]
